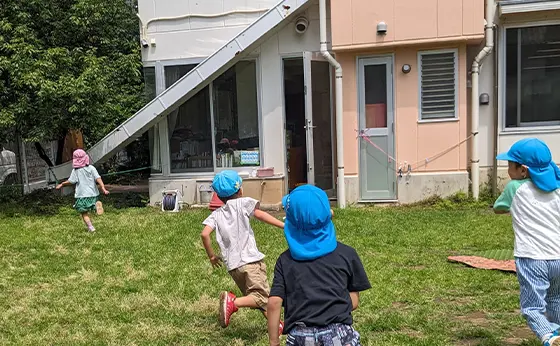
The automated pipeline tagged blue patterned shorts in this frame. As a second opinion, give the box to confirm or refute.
[286,323,361,346]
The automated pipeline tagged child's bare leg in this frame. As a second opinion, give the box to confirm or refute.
[234,296,269,319]
[234,296,260,309]
[81,212,95,232]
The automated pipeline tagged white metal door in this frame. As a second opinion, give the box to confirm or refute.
[303,52,334,193]
[358,56,396,200]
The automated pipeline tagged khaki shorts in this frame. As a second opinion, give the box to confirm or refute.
[229,260,270,310]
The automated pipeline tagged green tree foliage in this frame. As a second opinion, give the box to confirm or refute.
[0,0,145,154]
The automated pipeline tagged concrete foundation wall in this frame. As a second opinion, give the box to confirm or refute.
[397,171,469,204]
[344,171,470,205]
[149,176,285,208]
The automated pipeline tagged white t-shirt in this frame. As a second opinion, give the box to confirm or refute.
[68,166,101,198]
[494,179,560,260]
[203,197,265,271]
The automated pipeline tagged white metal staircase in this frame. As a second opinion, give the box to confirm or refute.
[51,0,310,180]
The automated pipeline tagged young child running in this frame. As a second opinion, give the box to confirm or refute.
[268,184,371,346]
[493,138,560,346]
[200,170,285,332]
[56,149,109,232]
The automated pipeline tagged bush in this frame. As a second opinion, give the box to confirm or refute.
[0,188,148,217]
[404,189,494,211]
[106,192,148,209]
[0,184,23,203]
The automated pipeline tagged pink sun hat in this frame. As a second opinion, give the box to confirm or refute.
[72,149,90,168]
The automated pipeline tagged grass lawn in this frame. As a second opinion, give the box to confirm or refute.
[0,202,539,345]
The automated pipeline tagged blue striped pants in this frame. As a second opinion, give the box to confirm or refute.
[516,258,560,340]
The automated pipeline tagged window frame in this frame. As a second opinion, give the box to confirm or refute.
[417,48,459,123]
[157,57,263,178]
[213,58,264,173]
[500,20,560,133]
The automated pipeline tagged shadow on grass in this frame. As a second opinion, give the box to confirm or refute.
[0,188,149,217]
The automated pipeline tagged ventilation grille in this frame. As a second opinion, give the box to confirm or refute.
[420,52,456,119]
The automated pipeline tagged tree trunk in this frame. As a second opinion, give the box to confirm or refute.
[55,129,84,165]
[55,137,65,165]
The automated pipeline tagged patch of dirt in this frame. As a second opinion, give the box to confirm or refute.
[455,339,484,346]
[434,296,476,305]
[391,301,411,310]
[502,326,534,345]
[400,328,423,338]
[455,312,490,327]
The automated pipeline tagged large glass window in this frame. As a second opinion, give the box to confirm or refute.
[161,61,260,173]
[505,24,560,128]
[143,67,156,102]
[166,65,213,173]
[144,66,161,173]
[213,61,260,168]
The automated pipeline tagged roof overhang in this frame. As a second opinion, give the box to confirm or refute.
[499,0,560,16]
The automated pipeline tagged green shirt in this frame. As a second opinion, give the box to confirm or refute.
[493,179,529,212]
[68,166,101,198]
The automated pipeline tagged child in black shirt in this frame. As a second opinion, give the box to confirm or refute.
[268,185,371,346]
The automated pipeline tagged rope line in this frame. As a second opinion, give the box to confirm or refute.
[357,129,475,175]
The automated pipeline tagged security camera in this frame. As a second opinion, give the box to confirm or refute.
[295,17,308,35]
[140,38,149,48]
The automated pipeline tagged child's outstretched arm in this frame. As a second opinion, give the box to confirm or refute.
[96,178,109,195]
[56,180,74,190]
[201,226,222,268]
[254,209,284,229]
[493,181,519,214]
[267,296,283,346]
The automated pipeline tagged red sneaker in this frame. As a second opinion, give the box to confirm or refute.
[219,291,238,328]
[279,320,284,335]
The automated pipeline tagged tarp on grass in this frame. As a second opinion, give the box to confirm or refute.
[448,250,515,273]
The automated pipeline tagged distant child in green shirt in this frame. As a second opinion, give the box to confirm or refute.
[56,149,109,232]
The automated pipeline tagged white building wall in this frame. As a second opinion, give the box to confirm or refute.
[495,20,560,173]
[476,16,560,188]
[141,0,327,184]
[258,3,326,175]
[478,51,495,170]
[138,0,280,62]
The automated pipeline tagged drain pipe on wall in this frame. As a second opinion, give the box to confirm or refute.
[471,0,495,200]
[319,0,346,208]
[491,25,499,197]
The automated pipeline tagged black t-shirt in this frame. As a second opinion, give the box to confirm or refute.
[270,242,371,333]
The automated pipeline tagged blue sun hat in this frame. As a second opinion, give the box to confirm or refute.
[282,185,337,261]
[212,170,243,198]
[496,138,560,192]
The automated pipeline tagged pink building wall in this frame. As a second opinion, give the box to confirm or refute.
[331,0,484,50]
[331,0,484,176]
[337,45,469,176]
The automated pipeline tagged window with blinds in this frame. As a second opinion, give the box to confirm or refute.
[419,50,458,120]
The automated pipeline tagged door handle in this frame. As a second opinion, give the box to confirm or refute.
[304,125,317,129]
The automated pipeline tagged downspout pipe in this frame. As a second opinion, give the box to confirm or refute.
[471,0,495,200]
[319,0,346,208]
[491,25,499,197]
